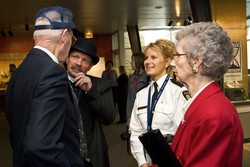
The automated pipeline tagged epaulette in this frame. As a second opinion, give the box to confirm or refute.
[182,90,191,100]
[137,83,150,93]
[136,76,151,93]
[170,78,184,87]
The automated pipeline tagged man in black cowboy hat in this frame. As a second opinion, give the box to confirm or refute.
[65,37,116,167]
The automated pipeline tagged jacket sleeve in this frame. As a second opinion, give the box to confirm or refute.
[82,77,116,125]
[129,92,148,166]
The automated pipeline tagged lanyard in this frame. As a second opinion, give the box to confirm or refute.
[147,76,169,130]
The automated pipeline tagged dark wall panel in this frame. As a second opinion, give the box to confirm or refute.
[127,25,141,54]
[189,0,212,22]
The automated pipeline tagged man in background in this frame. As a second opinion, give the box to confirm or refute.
[5,6,84,167]
[9,64,16,75]
[101,60,118,108]
[65,37,115,167]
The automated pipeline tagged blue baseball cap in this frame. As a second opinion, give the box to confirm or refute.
[34,6,75,30]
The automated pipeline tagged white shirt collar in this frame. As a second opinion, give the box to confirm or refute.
[68,74,75,83]
[192,80,215,99]
[34,45,58,64]
[153,74,168,88]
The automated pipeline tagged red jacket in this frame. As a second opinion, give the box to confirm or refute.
[171,82,243,167]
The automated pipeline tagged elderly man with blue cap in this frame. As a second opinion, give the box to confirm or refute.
[65,37,116,167]
[5,6,84,167]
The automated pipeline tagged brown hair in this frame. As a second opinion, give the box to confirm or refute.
[132,52,145,72]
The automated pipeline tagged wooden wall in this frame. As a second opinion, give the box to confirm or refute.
[210,0,248,96]
[92,34,112,61]
[0,34,112,55]
[0,34,112,82]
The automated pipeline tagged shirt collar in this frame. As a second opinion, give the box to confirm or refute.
[191,80,215,99]
[153,74,168,88]
[67,74,75,83]
[34,45,58,64]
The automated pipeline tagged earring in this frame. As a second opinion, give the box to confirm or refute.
[192,67,198,74]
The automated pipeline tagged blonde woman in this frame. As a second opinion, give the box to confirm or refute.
[129,39,188,167]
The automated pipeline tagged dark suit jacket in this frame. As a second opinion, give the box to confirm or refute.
[78,76,116,167]
[5,48,83,167]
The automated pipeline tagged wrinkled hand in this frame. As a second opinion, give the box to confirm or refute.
[74,72,92,92]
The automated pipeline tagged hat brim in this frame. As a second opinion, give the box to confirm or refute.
[70,46,99,65]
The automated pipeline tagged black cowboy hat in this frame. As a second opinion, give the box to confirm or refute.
[70,37,99,65]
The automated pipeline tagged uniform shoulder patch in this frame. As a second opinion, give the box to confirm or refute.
[182,90,191,100]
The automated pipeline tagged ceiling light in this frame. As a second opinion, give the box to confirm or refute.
[168,20,173,26]
[155,6,162,9]
[85,32,93,38]
[154,0,162,9]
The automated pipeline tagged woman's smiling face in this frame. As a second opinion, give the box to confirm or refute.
[144,48,170,81]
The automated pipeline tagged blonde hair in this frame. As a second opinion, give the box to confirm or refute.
[143,39,175,76]
[143,39,175,60]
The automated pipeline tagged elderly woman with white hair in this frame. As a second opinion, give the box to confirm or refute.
[171,22,243,167]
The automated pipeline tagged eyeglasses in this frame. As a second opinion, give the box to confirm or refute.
[67,29,77,45]
[173,51,187,62]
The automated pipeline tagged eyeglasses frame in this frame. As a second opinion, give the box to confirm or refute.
[173,51,187,62]
[67,29,77,45]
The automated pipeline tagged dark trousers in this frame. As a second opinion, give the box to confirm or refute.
[112,86,118,108]
[83,158,93,167]
[117,92,127,122]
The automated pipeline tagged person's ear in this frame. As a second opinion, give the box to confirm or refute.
[61,29,69,46]
[191,58,203,74]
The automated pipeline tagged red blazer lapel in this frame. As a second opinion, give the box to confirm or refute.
[171,82,221,151]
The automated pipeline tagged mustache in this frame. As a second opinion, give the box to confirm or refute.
[73,65,83,72]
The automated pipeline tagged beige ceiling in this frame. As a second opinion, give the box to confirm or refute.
[0,0,192,36]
